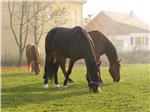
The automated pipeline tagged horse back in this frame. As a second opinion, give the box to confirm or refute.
[47,26,93,59]
[26,44,40,62]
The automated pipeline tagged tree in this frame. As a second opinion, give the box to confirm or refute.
[8,1,66,66]
[8,2,30,66]
[28,1,66,46]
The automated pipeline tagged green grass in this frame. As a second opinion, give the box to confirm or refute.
[1,64,150,112]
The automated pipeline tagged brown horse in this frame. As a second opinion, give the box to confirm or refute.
[89,31,121,82]
[48,30,121,87]
[44,26,101,93]
[26,43,40,75]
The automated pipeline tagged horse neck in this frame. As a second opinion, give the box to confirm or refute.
[84,49,97,74]
[106,54,117,66]
[104,41,118,66]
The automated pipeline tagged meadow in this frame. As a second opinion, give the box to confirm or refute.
[1,64,150,112]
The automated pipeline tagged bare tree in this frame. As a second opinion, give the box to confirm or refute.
[8,2,30,66]
[28,1,67,46]
[8,1,67,66]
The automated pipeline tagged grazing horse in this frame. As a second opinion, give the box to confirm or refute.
[43,26,101,93]
[89,31,121,82]
[26,44,40,75]
[48,30,121,86]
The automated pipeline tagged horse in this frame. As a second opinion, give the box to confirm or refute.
[43,26,101,93]
[89,30,121,82]
[26,43,40,75]
[46,30,121,86]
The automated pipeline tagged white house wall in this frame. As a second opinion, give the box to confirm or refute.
[109,35,131,52]
[130,33,150,51]
[109,33,150,52]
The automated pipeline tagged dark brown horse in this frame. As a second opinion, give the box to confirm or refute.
[43,26,101,93]
[89,31,121,82]
[48,30,121,87]
[26,43,40,75]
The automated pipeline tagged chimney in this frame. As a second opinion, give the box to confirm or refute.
[129,10,133,17]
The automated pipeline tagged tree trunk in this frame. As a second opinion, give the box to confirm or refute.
[18,48,23,66]
[34,27,38,46]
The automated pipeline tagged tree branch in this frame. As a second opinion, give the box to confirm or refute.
[8,2,20,47]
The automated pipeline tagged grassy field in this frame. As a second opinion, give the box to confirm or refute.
[1,64,150,112]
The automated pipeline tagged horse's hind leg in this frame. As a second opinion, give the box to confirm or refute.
[59,57,74,83]
[43,74,49,90]
[63,59,75,89]
[53,61,60,89]
[43,54,51,90]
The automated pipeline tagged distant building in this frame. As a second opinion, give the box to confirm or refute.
[86,10,150,52]
[1,0,85,65]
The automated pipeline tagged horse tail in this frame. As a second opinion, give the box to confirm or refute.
[44,28,58,82]
[45,28,57,54]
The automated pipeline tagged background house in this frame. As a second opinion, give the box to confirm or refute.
[85,10,150,52]
[1,0,85,65]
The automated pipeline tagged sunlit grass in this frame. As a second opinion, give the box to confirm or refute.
[1,64,150,112]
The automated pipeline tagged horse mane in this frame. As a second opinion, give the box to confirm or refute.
[89,30,118,63]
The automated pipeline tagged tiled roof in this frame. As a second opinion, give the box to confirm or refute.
[51,0,85,3]
[86,10,150,35]
[103,10,149,30]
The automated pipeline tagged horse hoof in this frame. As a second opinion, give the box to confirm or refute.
[62,86,68,90]
[54,84,60,89]
[43,84,49,90]
[94,87,102,93]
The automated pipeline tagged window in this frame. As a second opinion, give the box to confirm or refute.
[135,37,148,45]
[130,37,133,45]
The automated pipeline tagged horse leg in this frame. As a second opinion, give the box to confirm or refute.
[43,54,51,90]
[53,61,60,89]
[96,55,103,84]
[27,61,30,73]
[59,58,74,83]
[86,73,92,90]
[28,62,32,74]
[31,62,34,74]
[63,59,75,89]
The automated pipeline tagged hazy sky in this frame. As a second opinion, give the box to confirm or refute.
[83,0,150,26]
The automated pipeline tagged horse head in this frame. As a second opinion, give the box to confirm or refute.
[87,64,101,93]
[33,63,40,75]
[109,59,121,82]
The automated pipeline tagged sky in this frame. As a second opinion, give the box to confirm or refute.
[83,0,150,26]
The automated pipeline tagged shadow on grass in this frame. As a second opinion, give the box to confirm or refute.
[2,82,90,108]
[1,72,38,78]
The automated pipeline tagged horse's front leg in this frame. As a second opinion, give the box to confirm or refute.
[63,59,75,89]
[97,57,103,84]
[86,73,92,91]
[31,62,34,74]
[28,62,32,74]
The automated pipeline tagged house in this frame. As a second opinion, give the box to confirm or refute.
[1,0,85,65]
[85,10,150,52]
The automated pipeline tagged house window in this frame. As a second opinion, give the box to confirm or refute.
[135,37,148,45]
[130,37,133,45]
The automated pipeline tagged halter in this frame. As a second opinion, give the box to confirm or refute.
[87,73,99,85]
